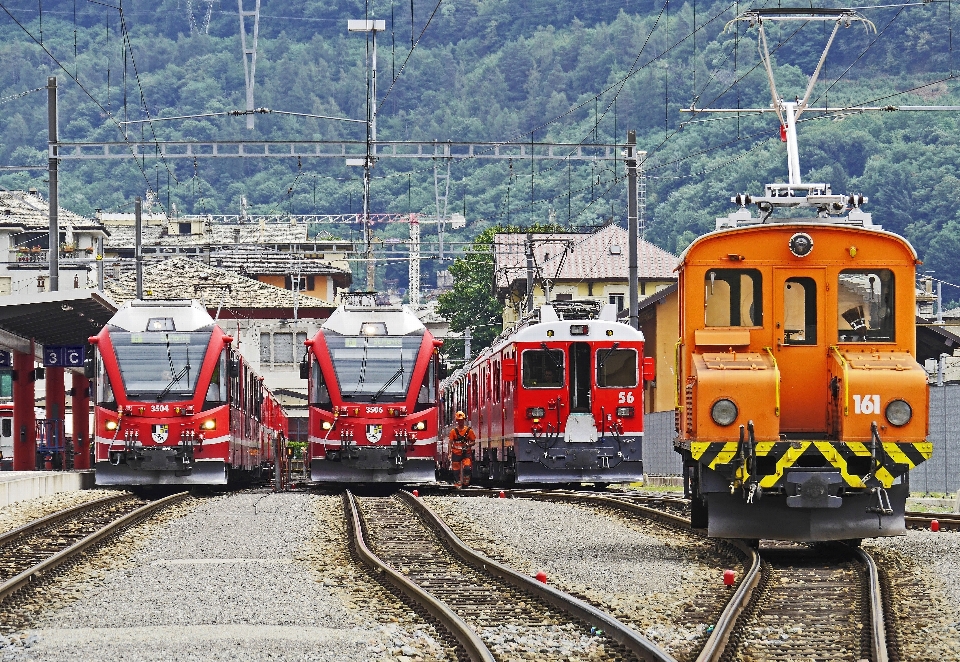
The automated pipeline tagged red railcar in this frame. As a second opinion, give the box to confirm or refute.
[91,299,287,486]
[440,301,654,485]
[304,293,440,483]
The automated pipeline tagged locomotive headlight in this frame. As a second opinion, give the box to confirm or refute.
[885,399,912,427]
[412,420,427,431]
[788,232,814,257]
[201,419,217,431]
[527,407,546,419]
[321,421,333,431]
[711,399,738,426]
[616,406,635,417]
[105,420,118,431]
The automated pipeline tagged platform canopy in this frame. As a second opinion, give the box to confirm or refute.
[0,290,117,354]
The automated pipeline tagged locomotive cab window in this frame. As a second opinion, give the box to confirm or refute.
[782,278,818,345]
[521,349,564,388]
[838,270,895,342]
[704,269,763,327]
[310,359,332,410]
[597,348,638,387]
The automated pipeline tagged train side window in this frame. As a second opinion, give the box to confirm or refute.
[492,362,501,403]
[597,348,638,387]
[838,270,895,342]
[310,360,331,408]
[521,349,564,388]
[783,278,818,345]
[704,269,763,327]
[204,349,227,404]
[1,418,11,438]
[97,352,116,407]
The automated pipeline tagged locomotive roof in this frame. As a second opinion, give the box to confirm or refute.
[678,219,919,263]
[107,299,215,333]
[321,302,426,336]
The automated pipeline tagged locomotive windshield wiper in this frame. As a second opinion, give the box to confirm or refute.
[372,367,404,402]
[157,339,191,402]
[597,342,620,370]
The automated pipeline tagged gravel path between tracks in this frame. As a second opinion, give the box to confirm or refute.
[425,495,734,661]
[867,531,960,662]
[0,489,123,534]
[0,491,450,662]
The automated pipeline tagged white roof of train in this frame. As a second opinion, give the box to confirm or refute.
[107,299,215,333]
[322,301,426,336]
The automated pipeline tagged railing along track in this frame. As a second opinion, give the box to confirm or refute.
[0,491,189,603]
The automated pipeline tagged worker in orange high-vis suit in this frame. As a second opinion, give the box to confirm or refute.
[449,411,476,488]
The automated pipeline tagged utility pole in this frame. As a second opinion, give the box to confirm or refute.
[47,76,59,292]
[408,214,420,307]
[348,19,386,291]
[135,196,143,299]
[626,130,639,330]
[525,232,535,313]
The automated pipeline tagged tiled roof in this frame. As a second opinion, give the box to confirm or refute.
[0,190,105,232]
[102,220,353,249]
[104,255,329,309]
[493,224,678,290]
[207,247,351,281]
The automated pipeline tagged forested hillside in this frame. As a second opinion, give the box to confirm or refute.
[1,0,959,298]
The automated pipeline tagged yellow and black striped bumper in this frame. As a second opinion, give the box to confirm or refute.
[684,440,932,489]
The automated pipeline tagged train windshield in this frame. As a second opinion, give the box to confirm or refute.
[838,270,895,342]
[323,332,423,402]
[109,331,212,400]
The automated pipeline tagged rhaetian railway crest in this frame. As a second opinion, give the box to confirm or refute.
[366,424,383,443]
[151,424,169,443]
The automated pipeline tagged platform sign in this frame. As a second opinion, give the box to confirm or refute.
[43,346,85,368]
[0,351,9,367]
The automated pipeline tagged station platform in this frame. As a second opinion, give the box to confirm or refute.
[0,471,95,508]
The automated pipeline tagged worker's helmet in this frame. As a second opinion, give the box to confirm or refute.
[455,411,466,421]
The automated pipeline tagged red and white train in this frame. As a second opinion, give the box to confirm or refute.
[91,299,288,486]
[440,300,654,485]
[304,293,441,483]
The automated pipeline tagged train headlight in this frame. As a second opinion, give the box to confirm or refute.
[527,407,545,419]
[616,406,635,417]
[711,399,738,426]
[201,419,216,431]
[788,232,814,257]
[412,420,427,431]
[321,421,333,431]
[105,420,118,431]
[885,399,912,427]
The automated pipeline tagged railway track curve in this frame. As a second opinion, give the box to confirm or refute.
[345,489,674,662]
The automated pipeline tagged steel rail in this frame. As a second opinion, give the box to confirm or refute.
[856,547,890,662]
[694,540,761,662]
[343,491,495,662]
[399,490,677,662]
[0,493,131,549]
[0,491,189,603]
[905,511,960,530]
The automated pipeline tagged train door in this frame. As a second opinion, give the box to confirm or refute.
[569,343,591,413]
[773,269,826,433]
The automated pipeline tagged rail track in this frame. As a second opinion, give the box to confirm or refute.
[445,488,894,662]
[0,491,189,604]
[345,489,674,662]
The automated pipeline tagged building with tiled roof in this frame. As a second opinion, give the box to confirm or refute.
[0,190,108,296]
[493,223,678,325]
[104,255,334,438]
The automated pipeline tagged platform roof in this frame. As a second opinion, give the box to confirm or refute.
[0,290,118,353]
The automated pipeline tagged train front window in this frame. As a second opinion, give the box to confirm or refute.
[109,331,212,400]
[704,269,763,327]
[323,331,423,402]
[521,349,564,388]
[838,270,895,342]
[597,348,638,387]
[783,277,818,345]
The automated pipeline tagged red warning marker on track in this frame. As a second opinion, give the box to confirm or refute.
[499,491,506,499]
[931,519,940,532]
[412,489,419,497]
[535,571,548,583]
[723,569,736,586]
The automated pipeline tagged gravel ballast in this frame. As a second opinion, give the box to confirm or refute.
[424,495,734,660]
[9,491,448,662]
[0,489,124,534]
